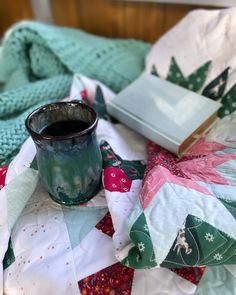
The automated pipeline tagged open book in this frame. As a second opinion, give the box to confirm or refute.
[107,73,221,156]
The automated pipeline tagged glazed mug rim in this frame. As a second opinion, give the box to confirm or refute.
[25,101,98,141]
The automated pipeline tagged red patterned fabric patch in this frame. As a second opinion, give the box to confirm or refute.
[78,262,134,295]
[0,166,8,189]
[171,266,205,285]
[103,167,132,193]
[144,141,187,182]
[95,211,115,238]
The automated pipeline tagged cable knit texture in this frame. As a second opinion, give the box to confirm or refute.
[0,21,150,164]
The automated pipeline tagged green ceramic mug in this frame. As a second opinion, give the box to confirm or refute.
[25,101,102,205]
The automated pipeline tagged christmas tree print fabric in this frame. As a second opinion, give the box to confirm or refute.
[153,57,236,118]
[146,7,236,121]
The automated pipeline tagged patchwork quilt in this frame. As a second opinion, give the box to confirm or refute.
[2,6,236,295]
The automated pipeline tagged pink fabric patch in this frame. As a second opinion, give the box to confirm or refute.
[184,138,225,157]
[140,141,212,209]
[177,153,236,185]
[140,165,211,209]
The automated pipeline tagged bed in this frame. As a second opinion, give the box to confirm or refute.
[1,6,236,295]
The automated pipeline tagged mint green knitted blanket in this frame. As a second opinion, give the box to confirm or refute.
[0,21,150,165]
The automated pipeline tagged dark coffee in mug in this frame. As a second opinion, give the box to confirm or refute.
[40,120,90,137]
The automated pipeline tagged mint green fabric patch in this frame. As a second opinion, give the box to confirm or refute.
[3,167,39,270]
[62,206,107,249]
[195,266,236,295]
[6,168,39,232]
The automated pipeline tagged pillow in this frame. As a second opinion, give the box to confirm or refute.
[145,7,236,118]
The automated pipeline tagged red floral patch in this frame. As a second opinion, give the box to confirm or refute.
[78,262,134,295]
[171,266,206,285]
[103,167,131,193]
[0,166,8,190]
[144,141,187,182]
[95,211,115,237]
